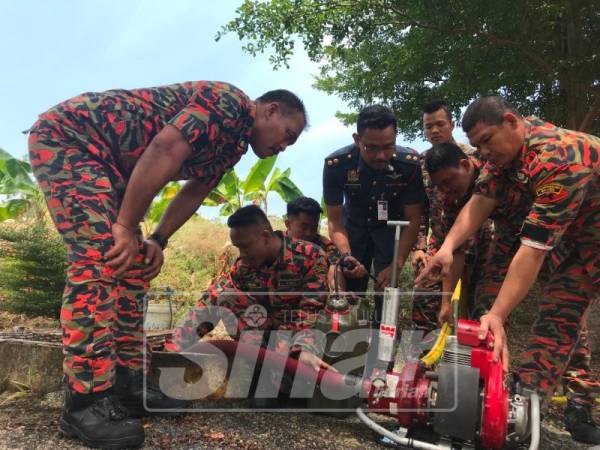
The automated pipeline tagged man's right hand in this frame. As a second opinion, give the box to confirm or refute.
[411,249,428,272]
[106,222,139,277]
[414,247,454,286]
[341,255,368,279]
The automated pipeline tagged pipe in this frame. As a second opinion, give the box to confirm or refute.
[186,340,372,397]
[528,392,540,450]
[356,407,443,450]
[387,220,409,288]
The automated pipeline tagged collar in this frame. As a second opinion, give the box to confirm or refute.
[236,101,256,156]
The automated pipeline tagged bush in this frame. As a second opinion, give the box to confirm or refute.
[0,223,67,318]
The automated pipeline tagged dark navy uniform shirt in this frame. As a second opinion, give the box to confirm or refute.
[322,144,425,228]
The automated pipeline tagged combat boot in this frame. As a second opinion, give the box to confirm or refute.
[59,387,144,449]
[114,365,190,417]
[564,401,600,445]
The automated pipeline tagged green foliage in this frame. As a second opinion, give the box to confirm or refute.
[203,155,303,215]
[0,148,43,221]
[219,0,600,137]
[0,224,67,318]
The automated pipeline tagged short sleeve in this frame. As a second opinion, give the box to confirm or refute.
[323,161,344,205]
[520,161,593,250]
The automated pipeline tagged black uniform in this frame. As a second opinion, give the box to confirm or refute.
[323,144,425,325]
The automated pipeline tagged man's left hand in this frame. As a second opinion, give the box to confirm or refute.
[375,265,394,291]
[142,239,165,280]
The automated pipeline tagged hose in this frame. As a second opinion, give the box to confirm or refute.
[419,280,461,367]
[185,339,372,398]
[356,407,443,450]
[528,392,540,450]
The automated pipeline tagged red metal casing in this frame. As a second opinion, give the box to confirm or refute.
[368,363,430,428]
[458,320,508,450]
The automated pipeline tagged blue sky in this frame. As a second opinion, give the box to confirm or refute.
[0,0,463,217]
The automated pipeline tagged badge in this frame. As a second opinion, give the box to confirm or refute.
[535,183,568,204]
[347,169,359,182]
[377,200,388,221]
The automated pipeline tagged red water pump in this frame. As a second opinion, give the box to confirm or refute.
[357,221,540,450]
[364,319,539,449]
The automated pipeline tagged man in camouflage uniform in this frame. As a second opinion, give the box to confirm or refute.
[27,81,307,448]
[418,96,600,444]
[411,100,478,331]
[170,205,332,372]
[284,196,344,290]
[422,143,496,324]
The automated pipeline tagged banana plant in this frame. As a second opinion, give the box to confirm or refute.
[143,181,183,234]
[203,156,303,216]
[0,148,41,221]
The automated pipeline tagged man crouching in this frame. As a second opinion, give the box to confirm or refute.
[168,205,334,403]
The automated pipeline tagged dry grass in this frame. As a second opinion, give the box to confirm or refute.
[150,216,235,309]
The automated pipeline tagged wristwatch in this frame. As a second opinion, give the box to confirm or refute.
[148,232,168,249]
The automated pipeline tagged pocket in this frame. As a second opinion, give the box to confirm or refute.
[49,175,116,244]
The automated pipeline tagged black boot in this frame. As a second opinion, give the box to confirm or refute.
[564,402,600,444]
[59,387,144,449]
[114,366,190,417]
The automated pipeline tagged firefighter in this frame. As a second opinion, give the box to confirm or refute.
[28,81,307,448]
[417,95,600,444]
[169,204,332,372]
[285,196,344,290]
[411,100,477,331]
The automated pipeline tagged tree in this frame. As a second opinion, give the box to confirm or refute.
[203,155,303,215]
[218,0,600,138]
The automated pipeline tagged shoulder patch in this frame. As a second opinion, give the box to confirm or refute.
[536,183,568,204]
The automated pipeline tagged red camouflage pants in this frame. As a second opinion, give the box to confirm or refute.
[28,122,149,394]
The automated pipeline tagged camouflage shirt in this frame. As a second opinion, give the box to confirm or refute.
[283,231,342,268]
[438,151,494,260]
[475,117,600,254]
[175,231,328,354]
[32,81,255,189]
[417,142,475,253]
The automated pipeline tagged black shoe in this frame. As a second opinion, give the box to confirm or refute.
[564,402,600,445]
[59,387,144,449]
[114,366,190,417]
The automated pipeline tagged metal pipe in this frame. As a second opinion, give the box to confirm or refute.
[387,220,409,288]
[356,407,444,450]
[528,392,540,450]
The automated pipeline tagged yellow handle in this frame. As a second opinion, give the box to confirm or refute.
[420,280,462,367]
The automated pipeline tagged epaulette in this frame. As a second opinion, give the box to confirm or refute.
[392,145,420,166]
[325,144,357,168]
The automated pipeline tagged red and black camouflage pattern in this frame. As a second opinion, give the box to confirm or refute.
[412,150,495,330]
[475,117,600,405]
[27,81,255,394]
[314,233,343,268]
[170,232,328,355]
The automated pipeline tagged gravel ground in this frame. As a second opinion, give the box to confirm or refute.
[0,390,594,450]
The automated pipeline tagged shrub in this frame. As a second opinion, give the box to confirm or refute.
[0,223,67,318]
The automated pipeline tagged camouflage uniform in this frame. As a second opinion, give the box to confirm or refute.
[171,231,329,355]
[412,146,497,330]
[323,144,425,327]
[27,81,255,394]
[475,117,600,405]
[313,233,343,268]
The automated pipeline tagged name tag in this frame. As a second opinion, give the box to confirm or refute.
[278,274,302,290]
[377,200,388,221]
